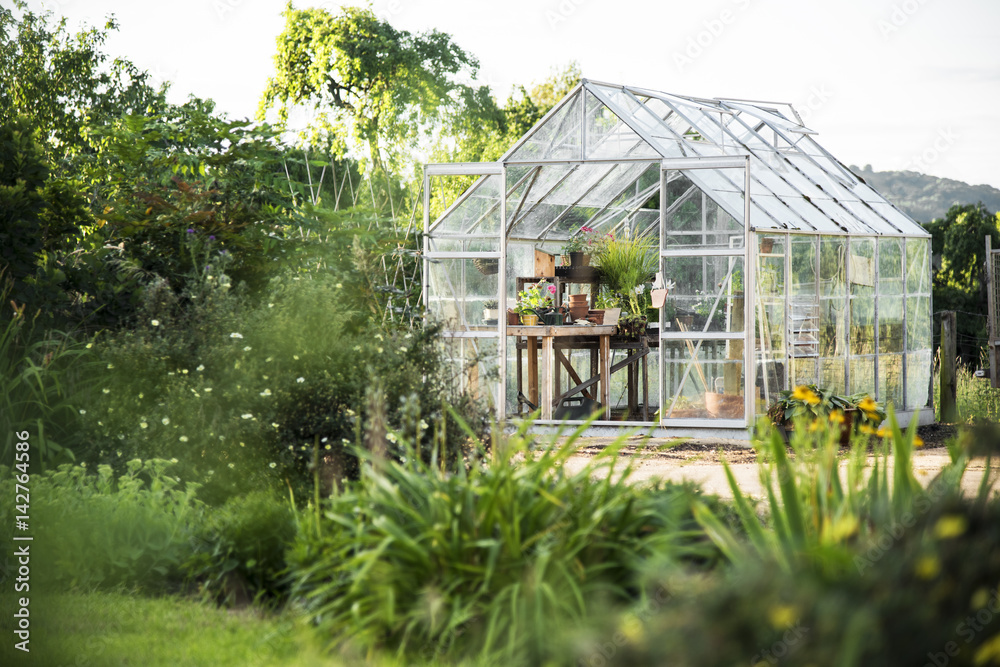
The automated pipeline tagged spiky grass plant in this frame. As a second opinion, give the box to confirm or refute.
[285,414,717,662]
[694,406,974,575]
[595,231,657,317]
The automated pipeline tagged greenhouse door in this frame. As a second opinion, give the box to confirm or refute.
[658,158,752,428]
[423,163,507,420]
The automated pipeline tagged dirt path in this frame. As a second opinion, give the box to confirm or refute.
[559,425,995,499]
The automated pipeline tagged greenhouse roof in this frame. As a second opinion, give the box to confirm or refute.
[431,80,928,241]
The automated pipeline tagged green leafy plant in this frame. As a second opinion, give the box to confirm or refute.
[766,384,886,432]
[595,231,657,317]
[0,458,204,592]
[514,280,555,316]
[0,294,94,467]
[286,415,718,662]
[183,491,296,607]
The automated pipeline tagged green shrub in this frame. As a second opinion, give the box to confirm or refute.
[79,266,488,503]
[0,459,203,592]
[567,492,1000,667]
[183,491,296,607]
[285,419,718,662]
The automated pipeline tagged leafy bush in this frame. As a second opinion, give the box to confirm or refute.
[79,262,488,502]
[568,492,1000,667]
[183,491,296,607]
[0,459,203,592]
[286,419,718,662]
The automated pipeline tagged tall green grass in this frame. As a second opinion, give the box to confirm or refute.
[696,407,969,575]
[0,303,93,467]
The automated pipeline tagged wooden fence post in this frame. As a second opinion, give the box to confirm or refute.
[940,310,958,423]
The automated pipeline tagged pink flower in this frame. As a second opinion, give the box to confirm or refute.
[548,285,556,294]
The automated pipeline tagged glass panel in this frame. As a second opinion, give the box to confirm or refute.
[906,296,932,350]
[660,339,744,420]
[790,235,817,297]
[821,355,846,394]
[906,350,932,410]
[431,174,501,235]
[850,356,876,396]
[791,357,818,387]
[820,237,846,298]
[440,336,499,410]
[850,239,876,394]
[879,353,903,408]
[906,238,931,294]
[819,299,847,357]
[585,90,660,159]
[508,91,582,162]
[426,259,499,328]
[879,297,904,353]
[662,256,745,333]
[850,297,875,355]
[879,238,904,296]
[662,170,744,250]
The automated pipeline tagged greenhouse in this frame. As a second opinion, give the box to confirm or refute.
[422,79,933,436]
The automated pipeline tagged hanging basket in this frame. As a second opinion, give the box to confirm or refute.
[474,258,499,275]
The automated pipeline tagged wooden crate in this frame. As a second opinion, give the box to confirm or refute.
[534,249,554,277]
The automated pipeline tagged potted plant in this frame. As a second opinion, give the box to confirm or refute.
[595,231,657,338]
[515,281,556,326]
[483,299,499,323]
[766,385,886,444]
[563,226,612,266]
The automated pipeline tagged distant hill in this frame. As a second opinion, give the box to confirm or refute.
[848,165,1000,225]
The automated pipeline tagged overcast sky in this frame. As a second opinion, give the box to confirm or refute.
[26,0,1000,189]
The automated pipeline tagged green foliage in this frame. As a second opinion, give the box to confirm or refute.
[0,297,93,467]
[596,231,658,317]
[571,490,1000,666]
[0,459,203,592]
[766,384,886,430]
[696,408,939,575]
[286,421,717,662]
[926,202,1000,362]
[0,2,162,161]
[184,491,296,607]
[259,4,482,175]
[79,257,486,502]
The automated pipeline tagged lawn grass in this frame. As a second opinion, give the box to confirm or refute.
[0,590,333,666]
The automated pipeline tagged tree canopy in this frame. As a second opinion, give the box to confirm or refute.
[258,4,485,175]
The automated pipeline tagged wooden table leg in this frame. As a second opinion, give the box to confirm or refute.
[527,335,538,409]
[541,334,553,420]
[600,334,611,419]
[516,341,523,411]
[642,341,649,422]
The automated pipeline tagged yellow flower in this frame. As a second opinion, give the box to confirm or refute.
[808,419,820,432]
[915,555,941,580]
[767,605,799,629]
[933,515,967,539]
[791,385,821,406]
[857,396,879,420]
[913,435,925,448]
[860,424,875,435]
[829,410,845,424]
[876,427,888,438]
